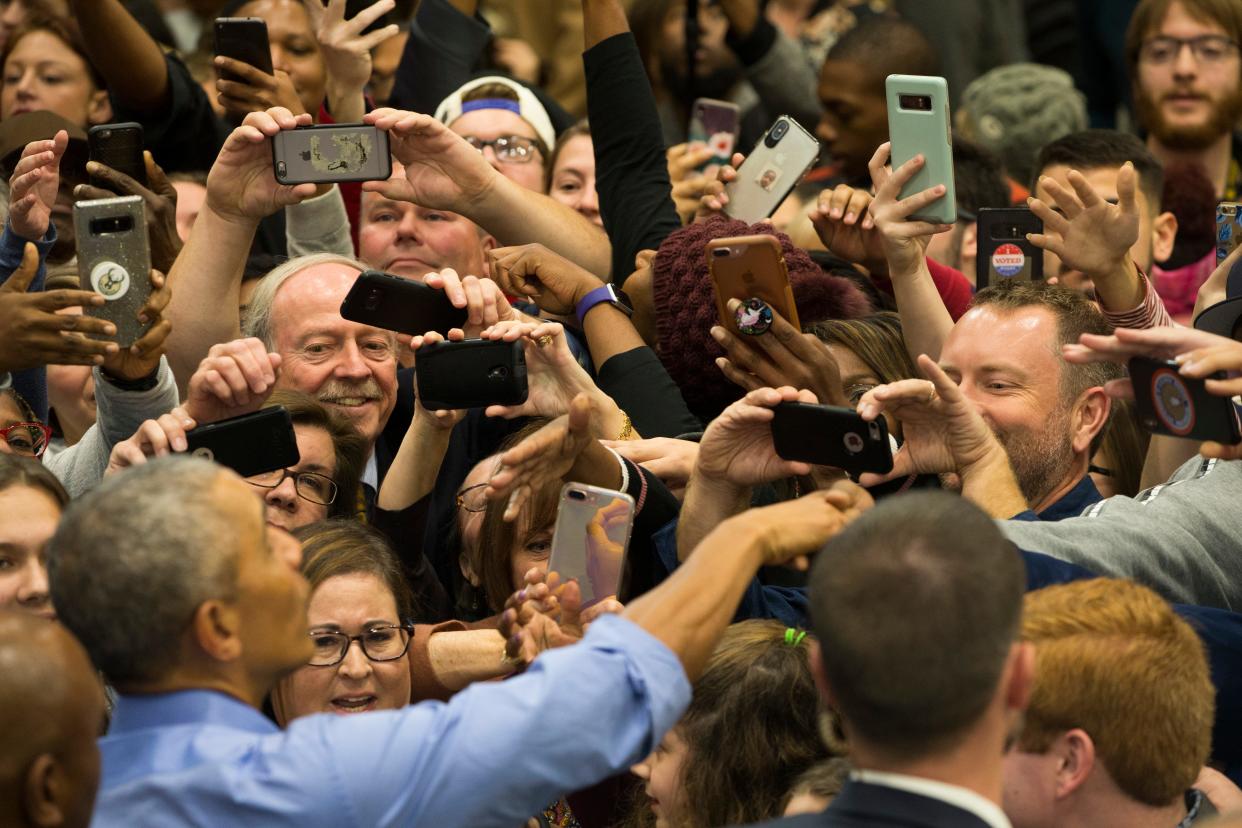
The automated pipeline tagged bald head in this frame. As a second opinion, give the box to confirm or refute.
[0,611,104,828]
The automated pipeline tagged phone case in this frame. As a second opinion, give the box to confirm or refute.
[1128,357,1242,444]
[272,124,393,185]
[976,208,1043,288]
[724,115,819,224]
[1217,203,1242,264]
[88,122,147,187]
[75,196,152,349]
[184,407,301,478]
[706,234,800,331]
[688,98,740,176]
[771,402,894,475]
[415,339,528,410]
[548,483,635,610]
[213,17,272,78]
[339,270,469,336]
[886,74,956,225]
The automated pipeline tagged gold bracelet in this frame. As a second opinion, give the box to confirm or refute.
[617,411,633,441]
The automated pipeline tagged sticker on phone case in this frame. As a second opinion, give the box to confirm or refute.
[991,244,1025,278]
[191,447,215,461]
[756,166,782,192]
[90,261,130,301]
[303,132,371,173]
[735,298,773,335]
[1151,367,1195,436]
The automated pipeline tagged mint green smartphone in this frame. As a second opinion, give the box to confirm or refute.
[885,74,956,225]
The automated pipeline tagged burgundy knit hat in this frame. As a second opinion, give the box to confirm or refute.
[653,216,872,420]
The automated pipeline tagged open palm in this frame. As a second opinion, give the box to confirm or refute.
[1028,163,1140,277]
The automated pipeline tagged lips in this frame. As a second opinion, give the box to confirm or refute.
[321,397,375,408]
[330,695,377,714]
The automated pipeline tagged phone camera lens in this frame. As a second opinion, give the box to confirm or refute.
[277,161,287,176]
[100,130,112,140]
[488,366,509,380]
[364,288,381,311]
[568,490,587,501]
[764,120,789,148]
[868,422,880,438]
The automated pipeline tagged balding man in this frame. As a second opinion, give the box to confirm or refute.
[0,610,106,828]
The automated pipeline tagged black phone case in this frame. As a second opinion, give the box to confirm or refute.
[976,208,1043,289]
[1128,357,1242,444]
[88,122,147,187]
[184,407,301,478]
[415,340,528,410]
[770,402,893,475]
[339,270,469,336]
[213,18,273,78]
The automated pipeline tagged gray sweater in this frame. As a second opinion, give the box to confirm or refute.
[1002,455,1242,611]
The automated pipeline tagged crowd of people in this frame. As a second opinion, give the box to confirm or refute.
[1,0,1241,825]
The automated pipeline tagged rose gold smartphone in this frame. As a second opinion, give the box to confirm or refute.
[706,234,800,332]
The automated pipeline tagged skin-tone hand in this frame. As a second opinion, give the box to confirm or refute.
[487,243,605,317]
[407,328,471,428]
[207,107,320,224]
[478,320,603,421]
[303,0,400,123]
[695,151,745,222]
[8,131,66,242]
[485,393,596,521]
[711,300,850,407]
[698,385,817,486]
[492,37,541,85]
[867,142,954,279]
[422,268,517,334]
[105,406,197,475]
[182,337,282,424]
[1195,767,1242,814]
[499,569,586,668]
[214,57,308,118]
[74,153,182,274]
[601,436,699,497]
[99,269,173,382]
[1027,162,1140,279]
[725,481,875,571]
[0,242,117,372]
[1192,239,1242,318]
[808,184,888,275]
[667,143,716,225]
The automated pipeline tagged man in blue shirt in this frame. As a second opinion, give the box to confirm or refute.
[45,455,852,827]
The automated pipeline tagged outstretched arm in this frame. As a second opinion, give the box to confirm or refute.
[67,0,169,113]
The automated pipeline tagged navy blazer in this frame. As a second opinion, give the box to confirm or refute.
[742,780,996,828]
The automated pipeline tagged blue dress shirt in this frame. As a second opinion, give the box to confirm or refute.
[93,614,690,827]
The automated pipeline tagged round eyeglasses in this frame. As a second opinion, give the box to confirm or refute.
[308,624,414,667]
[0,422,52,458]
[463,134,543,164]
[455,482,489,513]
[246,468,338,506]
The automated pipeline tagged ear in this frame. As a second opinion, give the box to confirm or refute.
[1070,386,1111,456]
[1005,641,1036,714]
[960,221,978,266]
[478,233,498,278]
[1152,210,1178,266]
[192,600,243,663]
[1054,728,1096,799]
[808,640,837,708]
[87,89,113,126]
[23,754,65,827]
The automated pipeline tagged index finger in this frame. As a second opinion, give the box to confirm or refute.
[85,161,155,200]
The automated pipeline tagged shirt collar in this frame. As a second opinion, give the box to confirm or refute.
[850,770,1011,828]
[1036,473,1102,522]
[109,689,277,736]
[362,450,378,491]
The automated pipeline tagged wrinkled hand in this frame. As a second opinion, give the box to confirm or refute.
[499,568,586,668]
[1195,767,1242,814]
[214,57,307,117]
[105,406,197,475]
[207,107,319,223]
[486,393,596,521]
[0,242,117,372]
[712,300,848,406]
[364,108,497,214]
[75,153,182,273]
[808,184,888,275]
[8,131,66,242]
[698,386,818,486]
[867,142,954,278]
[721,481,874,570]
[1028,162,1139,278]
[98,269,173,382]
[182,337,282,424]
[602,436,699,497]
[487,243,603,317]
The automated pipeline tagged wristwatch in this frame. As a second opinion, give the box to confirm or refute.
[575,284,633,327]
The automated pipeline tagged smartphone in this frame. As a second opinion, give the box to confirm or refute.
[75,196,152,349]
[886,74,956,225]
[771,402,894,476]
[213,17,273,81]
[185,406,301,478]
[688,97,740,177]
[87,122,147,188]
[724,115,819,224]
[1129,357,1242,444]
[706,233,800,332]
[976,207,1043,288]
[415,339,528,410]
[1217,203,1242,264]
[548,483,635,610]
[272,124,392,185]
[339,270,469,336]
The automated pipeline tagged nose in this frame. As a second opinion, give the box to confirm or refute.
[270,44,289,76]
[816,115,838,146]
[1172,42,1199,78]
[630,755,653,780]
[265,473,299,512]
[17,556,50,610]
[332,340,371,380]
[395,207,421,243]
[576,183,600,222]
[338,639,373,679]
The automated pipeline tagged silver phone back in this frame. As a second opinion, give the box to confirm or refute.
[725,116,819,224]
[548,483,636,608]
[76,196,151,348]
[273,125,392,184]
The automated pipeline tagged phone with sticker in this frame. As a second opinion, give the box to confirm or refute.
[1128,356,1241,444]
[976,207,1043,288]
[75,195,152,349]
[272,123,392,185]
[706,234,800,333]
[688,98,740,178]
[724,116,819,224]
[1217,203,1242,264]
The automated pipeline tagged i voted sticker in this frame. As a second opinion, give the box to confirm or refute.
[1151,368,1195,436]
[90,261,130,301]
[991,244,1025,278]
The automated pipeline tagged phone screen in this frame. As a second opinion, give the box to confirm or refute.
[548,484,635,609]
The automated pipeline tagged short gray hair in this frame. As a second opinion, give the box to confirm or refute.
[242,253,366,349]
[48,457,248,687]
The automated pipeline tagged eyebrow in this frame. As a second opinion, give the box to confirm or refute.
[295,463,330,474]
[310,620,399,632]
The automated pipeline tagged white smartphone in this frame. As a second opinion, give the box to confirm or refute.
[724,116,819,224]
[547,483,635,609]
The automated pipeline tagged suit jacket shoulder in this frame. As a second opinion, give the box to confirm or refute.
[740,780,996,828]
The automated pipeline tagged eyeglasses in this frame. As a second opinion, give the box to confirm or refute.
[463,135,543,164]
[307,624,414,667]
[245,468,338,506]
[0,422,51,458]
[1140,35,1238,65]
[455,482,488,513]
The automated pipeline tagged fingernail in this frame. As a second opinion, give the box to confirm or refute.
[709,326,725,342]
[173,436,187,452]
[830,207,843,218]
[85,161,99,173]
[844,212,856,223]
[517,589,527,602]
[509,633,521,647]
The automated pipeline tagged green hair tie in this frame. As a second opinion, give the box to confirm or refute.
[784,628,807,647]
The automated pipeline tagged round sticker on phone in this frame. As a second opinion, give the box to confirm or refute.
[1150,367,1195,436]
[90,261,130,301]
[991,244,1025,278]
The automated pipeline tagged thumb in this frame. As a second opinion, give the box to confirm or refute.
[1,242,39,293]
[567,393,593,434]
[1118,161,1138,215]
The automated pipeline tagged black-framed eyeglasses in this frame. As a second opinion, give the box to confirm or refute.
[246,468,338,506]
[0,422,52,458]
[1140,35,1238,65]
[463,134,543,163]
[456,482,488,513]
[307,624,414,667]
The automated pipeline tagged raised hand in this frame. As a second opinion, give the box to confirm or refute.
[8,131,66,242]
[1028,162,1140,278]
[697,385,818,486]
[487,243,604,317]
[666,143,716,225]
[363,109,497,214]
[182,337,282,424]
[408,327,470,429]
[422,268,517,334]
[214,57,308,118]
[105,406,198,475]
[498,569,586,669]
[99,269,173,382]
[695,151,745,222]
[303,0,400,123]
[74,153,183,274]
[808,184,888,275]
[206,107,319,224]
[486,393,596,521]
[867,142,954,278]
[479,320,601,421]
